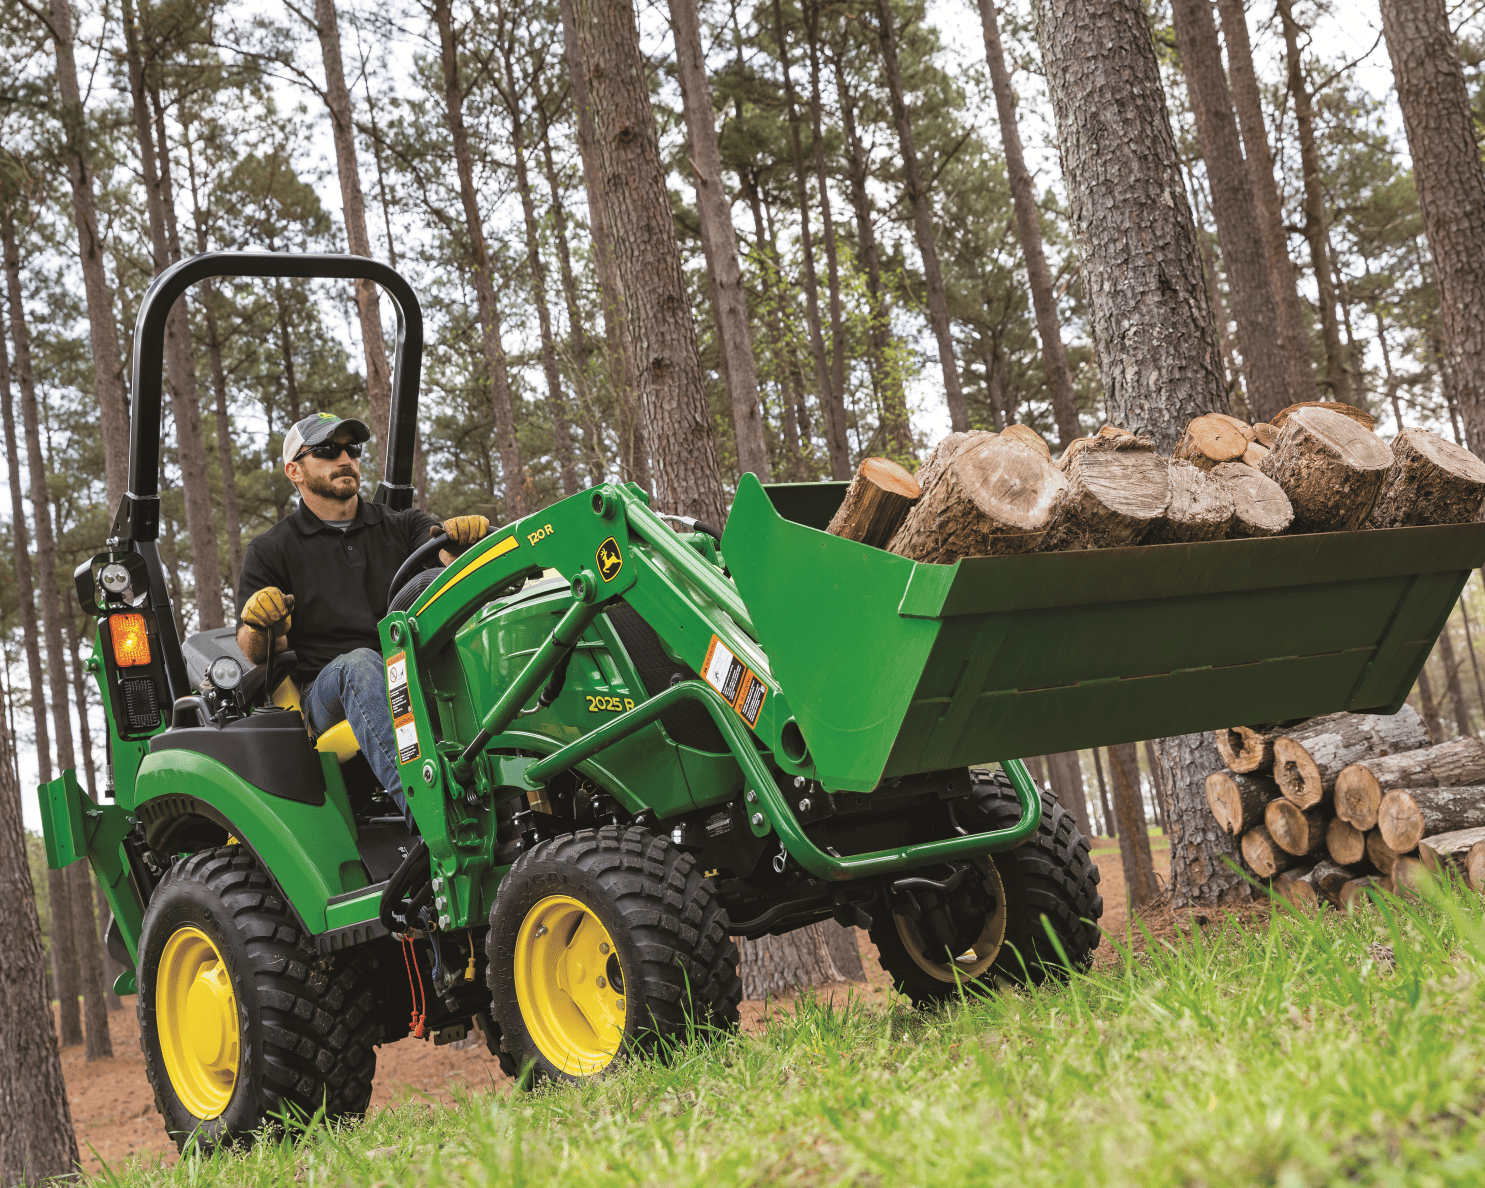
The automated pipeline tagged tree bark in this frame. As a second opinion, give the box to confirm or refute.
[311,0,393,451]
[1438,625,1472,738]
[1048,750,1092,839]
[432,0,527,517]
[1091,746,1114,837]
[1257,407,1392,532]
[1038,444,1169,551]
[1336,736,1485,833]
[565,0,729,525]
[1368,427,1485,529]
[825,458,920,548]
[1031,0,1226,453]
[1170,0,1289,422]
[43,0,130,508]
[1107,742,1159,906]
[1276,0,1351,404]
[1419,825,1485,875]
[770,0,850,477]
[1273,707,1432,810]
[669,0,770,481]
[1214,0,1314,408]
[559,0,650,491]
[876,0,966,431]
[1155,730,1247,904]
[977,0,1079,447]
[737,922,862,999]
[0,710,79,1184]
[805,1,847,447]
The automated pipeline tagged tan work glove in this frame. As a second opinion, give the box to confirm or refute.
[438,515,490,551]
[242,586,294,635]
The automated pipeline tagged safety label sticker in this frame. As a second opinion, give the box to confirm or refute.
[394,713,420,764]
[702,635,767,729]
[386,651,412,718]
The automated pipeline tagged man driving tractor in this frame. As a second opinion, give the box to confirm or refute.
[235,411,489,820]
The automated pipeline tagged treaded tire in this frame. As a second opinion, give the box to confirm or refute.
[487,825,742,1087]
[871,771,1102,1006]
[137,846,381,1150]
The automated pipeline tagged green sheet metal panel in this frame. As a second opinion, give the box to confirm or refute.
[724,474,1485,793]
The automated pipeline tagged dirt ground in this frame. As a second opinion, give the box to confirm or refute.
[59,837,1194,1177]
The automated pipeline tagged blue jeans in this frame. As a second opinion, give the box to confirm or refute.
[303,649,411,825]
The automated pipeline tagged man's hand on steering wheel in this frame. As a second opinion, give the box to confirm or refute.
[435,515,490,563]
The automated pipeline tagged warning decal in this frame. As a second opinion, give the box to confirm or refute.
[702,635,767,730]
[386,651,412,718]
[394,714,420,764]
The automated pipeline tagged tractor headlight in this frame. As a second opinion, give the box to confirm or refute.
[99,562,131,598]
[208,656,243,691]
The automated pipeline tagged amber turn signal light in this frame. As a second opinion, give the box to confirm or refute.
[109,613,152,667]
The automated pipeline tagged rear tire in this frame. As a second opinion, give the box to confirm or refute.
[137,846,381,1150]
[487,825,742,1086]
[871,770,1102,1006]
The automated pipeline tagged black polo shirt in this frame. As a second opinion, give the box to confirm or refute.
[235,498,441,686]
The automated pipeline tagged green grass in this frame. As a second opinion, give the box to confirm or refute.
[96,878,1485,1188]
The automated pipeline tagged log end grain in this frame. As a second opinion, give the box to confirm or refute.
[1366,828,1401,876]
[1259,407,1393,532]
[1272,736,1325,808]
[1334,763,1382,831]
[1326,816,1367,867]
[1206,770,1278,834]
[825,457,922,549]
[1271,401,1377,431]
[1001,423,1051,458]
[1242,441,1271,469]
[1368,427,1485,529]
[1174,414,1249,469]
[1146,459,1234,544]
[1265,798,1328,857]
[1038,448,1169,551]
[1241,824,1294,878]
[1210,462,1294,537]
[1274,866,1319,911]
[1468,840,1485,891]
[1252,423,1278,448]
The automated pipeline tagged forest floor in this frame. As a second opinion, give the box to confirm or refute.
[61,832,1244,1181]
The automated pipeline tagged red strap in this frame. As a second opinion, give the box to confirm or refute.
[400,935,427,1039]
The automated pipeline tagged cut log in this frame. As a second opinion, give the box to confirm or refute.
[1393,854,1426,894]
[1210,413,1257,443]
[1377,785,1485,853]
[1056,425,1146,468]
[1341,876,1388,909]
[1037,447,1169,551]
[1367,427,1485,529]
[826,458,922,549]
[1205,770,1280,834]
[1252,423,1277,448]
[1258,406,1393,532]
[1334,736,1485,830]
[888,435,1067,562]
[1366,829,1402,876]
[1276,859,1353,910]
[1145,459,1234,544]
[1469,841,1485,891]
[1209,462,1293,537]
[1241,824,1302,878]
[1214,720,1306,775]
[912,431,992,498]
[1001,423,1051,458]
[1242,441,1270,469]
[1326,817,1368,867]
[1173,413,1249,470]
[1264,799,1330,857]
[1418,825,1485,874]
[1272,706,1431,809]
[1271,401,1377,431]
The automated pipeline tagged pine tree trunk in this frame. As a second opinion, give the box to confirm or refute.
[669,0,771,481]
[44,0,130,508]
[201,286,245,586]
[500,43,579,496]
[876,0,966,432]
[310,0,394,450]
[771,0,851,477]
[565,0,729,525]
[1092,747,1114,837]
[1107,743,1159,907]
[805,2,847,435]
[1049,751,1092,838]
[1170,0,1290,422]
[1156,731,1249,904]
[0,711,79,1184]
[737,922,861,999]
[978,0,1079,447]
[1031,0,1226,452]
[433,0,527,517]
[560,0,651,492]
[1214,0,1314,406]
[1276,0,1351,404]
[1378,0,1485,459]
[1439,625,1472,737]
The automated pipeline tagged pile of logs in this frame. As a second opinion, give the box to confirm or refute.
[1206,709,1485,908]
[823,402,1485,564]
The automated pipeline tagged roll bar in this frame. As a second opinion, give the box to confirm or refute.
[111,250,424,543]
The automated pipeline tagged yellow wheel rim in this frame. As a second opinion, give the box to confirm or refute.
[156,926,240,1119]
[513,895,627,1076]
[896,859,1009,983]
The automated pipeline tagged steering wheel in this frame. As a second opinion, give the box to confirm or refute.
[388,532,452,609]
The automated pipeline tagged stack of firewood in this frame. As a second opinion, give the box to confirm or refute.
[1204,709,1485,908]
[824,402,1485,562]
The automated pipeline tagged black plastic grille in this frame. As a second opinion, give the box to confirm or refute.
[121,677,160,731]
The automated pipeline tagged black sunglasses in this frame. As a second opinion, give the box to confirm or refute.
[294,441,364,463]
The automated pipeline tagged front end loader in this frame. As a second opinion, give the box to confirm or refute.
[38,252,1485,1148]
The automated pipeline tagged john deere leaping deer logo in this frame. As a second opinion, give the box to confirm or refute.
[596,537,623,582]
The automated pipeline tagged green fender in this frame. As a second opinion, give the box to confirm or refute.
[134,748,369,935]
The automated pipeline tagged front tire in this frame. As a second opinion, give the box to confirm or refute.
[137,847,381,1150]
[487,825,742,1086]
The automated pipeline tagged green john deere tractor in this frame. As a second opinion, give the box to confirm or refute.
[39,252,1485,1148]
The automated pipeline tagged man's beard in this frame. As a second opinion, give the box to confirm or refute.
[304,468,360,504]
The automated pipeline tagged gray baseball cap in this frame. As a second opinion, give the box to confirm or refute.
[282,412,371,466]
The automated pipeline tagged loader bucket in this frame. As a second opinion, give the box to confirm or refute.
[722,474,1485,794]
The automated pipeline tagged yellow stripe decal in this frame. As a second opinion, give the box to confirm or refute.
[414,536,520,616]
